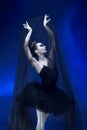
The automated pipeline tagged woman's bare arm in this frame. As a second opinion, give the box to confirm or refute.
[23,21,41,72]
[43,14,56,64]
[23,21,33,62]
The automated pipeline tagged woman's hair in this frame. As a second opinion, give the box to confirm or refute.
[29,40,37,57]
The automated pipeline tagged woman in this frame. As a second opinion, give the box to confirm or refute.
[22,14,56,130]
[8,14,75,130]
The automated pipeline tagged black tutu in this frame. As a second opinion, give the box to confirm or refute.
[16,66,74,116]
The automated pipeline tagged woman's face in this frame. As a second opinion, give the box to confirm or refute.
[35,42,47,54]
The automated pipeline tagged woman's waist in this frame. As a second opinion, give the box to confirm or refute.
[25,81,57,91]
[37,82,57,91]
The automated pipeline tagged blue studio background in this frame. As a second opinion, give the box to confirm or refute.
[0,0,87,130]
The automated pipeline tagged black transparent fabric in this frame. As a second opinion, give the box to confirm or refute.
[8,16,75,130]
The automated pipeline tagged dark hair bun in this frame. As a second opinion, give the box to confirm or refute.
[29,40,37,57]
[30,40,37,48]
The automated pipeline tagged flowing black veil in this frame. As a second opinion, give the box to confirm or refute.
[8,16,75,130]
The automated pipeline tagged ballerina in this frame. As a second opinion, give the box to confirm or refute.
[8,14,75,130]
[17,14,74,130]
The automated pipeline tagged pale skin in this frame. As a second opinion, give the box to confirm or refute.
[23,14,56,130]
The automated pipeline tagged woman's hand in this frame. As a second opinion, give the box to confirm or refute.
[43,14,54,38]
[43,14,51,27]
[23,21,32,32]
[23,21,32,47]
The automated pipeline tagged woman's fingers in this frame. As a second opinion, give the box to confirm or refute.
[23,24,26,28]
[45,14,50,19]
[47,18,51,23]
[45,14,49,17]
[26,21,28,24]
[23,21,32,31]
[44,14,51,23]
[23,22,28,26]
[26,21,29,26]
[43,14,51,27]
[23,21,29,28]
[23,24,25,26]
[23,23,26,26]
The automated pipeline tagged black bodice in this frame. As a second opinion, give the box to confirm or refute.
[39,65,58,91]
[39,66,58,83]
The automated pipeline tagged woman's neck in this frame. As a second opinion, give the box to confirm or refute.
[38,54,46,61]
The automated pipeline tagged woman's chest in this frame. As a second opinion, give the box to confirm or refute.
[35,59,48,74]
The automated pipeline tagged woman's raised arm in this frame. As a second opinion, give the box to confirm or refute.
[23,21,34,62]
[43,14,56,65]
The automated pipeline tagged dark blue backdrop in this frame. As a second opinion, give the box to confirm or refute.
[0,0,87,130]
